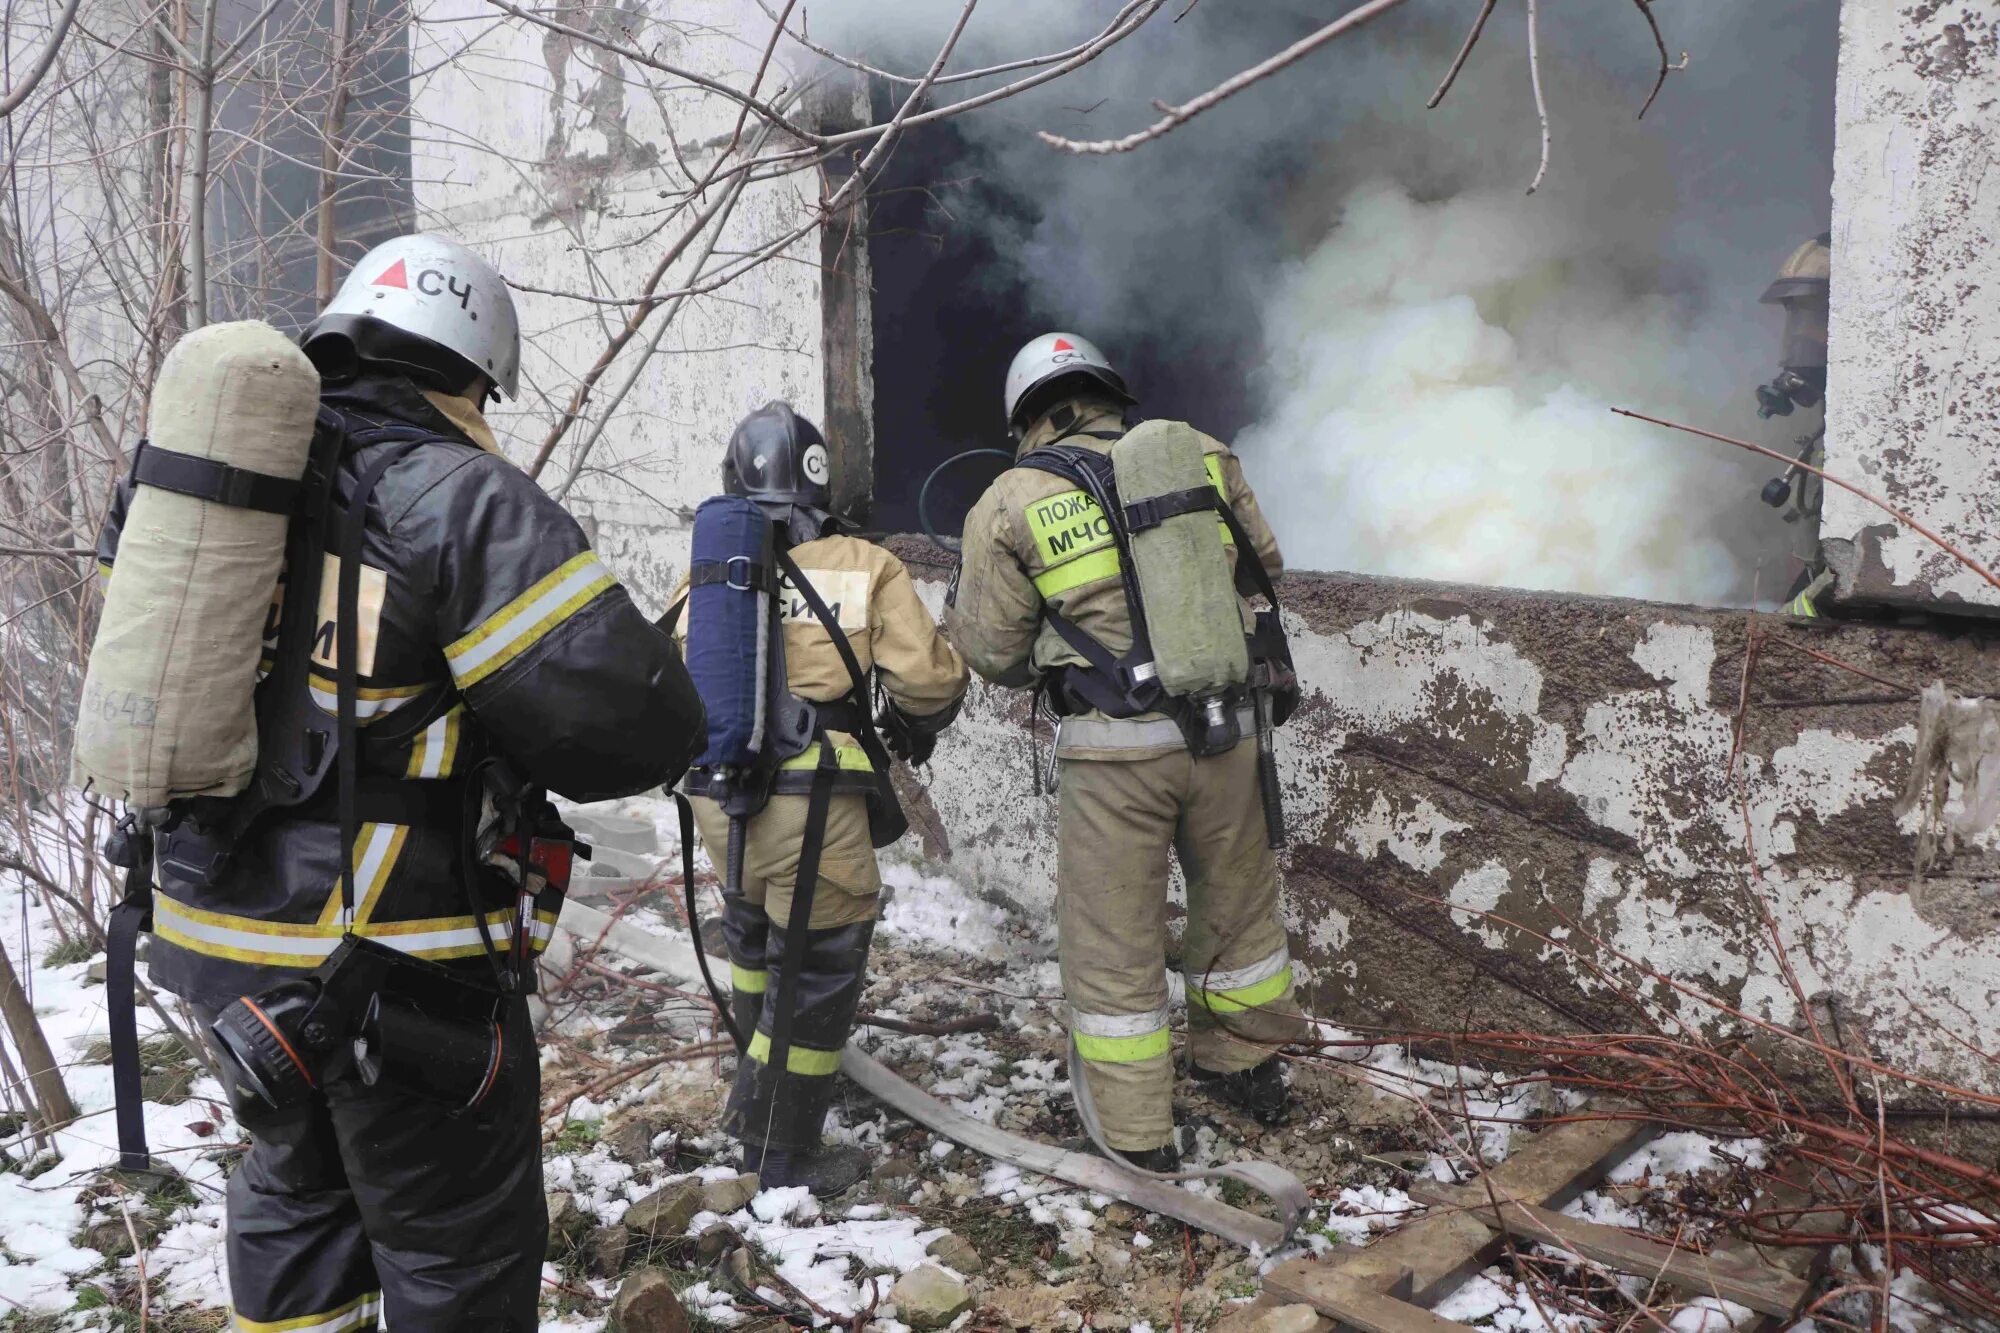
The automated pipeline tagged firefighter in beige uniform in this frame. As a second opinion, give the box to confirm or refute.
[670,402,968,1194]
[948,334,1307,1169]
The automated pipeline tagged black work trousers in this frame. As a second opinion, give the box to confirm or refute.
[202,999,546,1332]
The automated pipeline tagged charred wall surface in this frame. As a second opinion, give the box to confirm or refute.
[895,541,2000,1095]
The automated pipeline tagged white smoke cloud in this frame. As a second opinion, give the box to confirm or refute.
[791,0,1834,604]
[1241,179,1763,602]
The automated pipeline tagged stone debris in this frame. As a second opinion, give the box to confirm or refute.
[609,1267,692,1333]
[622,1180,703,1240]
[886,1262,973,1330]
[1253,1305,1324,1333]
[925,1229,984,1274]
[545,1190,591,1258]
[699,1171,759,1214]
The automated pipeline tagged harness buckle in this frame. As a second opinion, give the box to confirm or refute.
[725,555,757,591]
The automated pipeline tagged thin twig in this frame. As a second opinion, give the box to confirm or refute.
[0,0,87,118]
[1524,0,1550,195]
[1039,0,1413,155]
[1629,0,1685,120]
[120,1197,150,1333]
[1428,0,1497,109]
[1612,407,2000,591]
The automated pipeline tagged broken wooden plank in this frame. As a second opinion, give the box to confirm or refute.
[1719,1156,1852,1332]
[1407,1182,1811,1318]
[1261,1266,1468,1333]
[1263,1111,1658,1312]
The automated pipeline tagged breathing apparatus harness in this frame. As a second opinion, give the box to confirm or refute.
[659,499,906,1072]
[1015,427,1298,848]
[103,406,582,1171]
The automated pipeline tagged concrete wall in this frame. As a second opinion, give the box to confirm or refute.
[897,543,2000,1095]
[1823,3,2000,613]
[409,0,841,608]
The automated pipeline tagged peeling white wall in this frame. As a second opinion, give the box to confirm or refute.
[410,0,828,607]
[912,575,2000,1095]
[1822,2,2000,610]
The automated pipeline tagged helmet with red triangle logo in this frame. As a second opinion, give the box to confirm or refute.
[302,233,520,400]
[1003,331,1132,433]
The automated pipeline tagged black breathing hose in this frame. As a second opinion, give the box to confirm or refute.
[917,448,1015,554]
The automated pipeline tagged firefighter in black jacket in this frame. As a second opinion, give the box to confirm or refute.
[97,234,705,1332]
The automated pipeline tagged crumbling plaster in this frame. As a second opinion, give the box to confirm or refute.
[408,0,829,610]
[895,547,2000,1095]
[1822,2,2000,611]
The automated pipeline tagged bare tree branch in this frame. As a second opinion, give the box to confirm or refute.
[0,0,85,119]
[1428,0,1497,109]
[1524,0,1551,195]
[1037,0,1414,155]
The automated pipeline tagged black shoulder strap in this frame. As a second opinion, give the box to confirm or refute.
[655,595,687,636]
[1216,498,1280,610]
[332,439,429,924]
[1015,445,1164,717]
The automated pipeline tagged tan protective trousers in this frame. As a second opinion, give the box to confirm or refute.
[1058,742,1307,1151]
[692,792,881,930]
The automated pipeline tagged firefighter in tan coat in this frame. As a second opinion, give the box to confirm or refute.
[948,334,1308,1169]
[670,402,968,1195]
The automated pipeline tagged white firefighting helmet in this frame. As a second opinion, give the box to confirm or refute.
[1003,331,1133,431]
[303,234,520,400]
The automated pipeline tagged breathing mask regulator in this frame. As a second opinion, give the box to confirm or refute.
[209,762,583,1113]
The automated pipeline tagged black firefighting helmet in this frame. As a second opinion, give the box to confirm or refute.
[723,401,834,520]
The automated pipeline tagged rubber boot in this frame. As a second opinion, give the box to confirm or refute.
[1065,1129,1181,1175]
[1190,1054,1291,1126]
[742,1142,872,1198]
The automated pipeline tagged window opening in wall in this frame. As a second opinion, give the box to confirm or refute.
[210,0,413,332]
[863,2,1835,609]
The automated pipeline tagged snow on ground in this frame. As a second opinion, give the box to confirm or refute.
[4,800,1983,1331]
[0,870,237,1321]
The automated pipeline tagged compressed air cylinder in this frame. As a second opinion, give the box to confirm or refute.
[685,495,776,768]
[1112,421,1249,698]
[73,321,320,808]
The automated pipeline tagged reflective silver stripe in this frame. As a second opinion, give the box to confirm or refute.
[155,897,527,961]
[445,553,613,686]
[1055,705,1255,753]
[1068,1002,1172,1038]
[1187,945,1289,994]
[306,682,422,719]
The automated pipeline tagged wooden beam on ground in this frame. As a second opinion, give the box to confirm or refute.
[1407,1182,1811,1318]
[1262,1112,1657,1314]
[1261,1268,1470,1333]
[1718,1156,1852,1331]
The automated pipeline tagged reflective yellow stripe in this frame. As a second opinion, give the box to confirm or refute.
[446,552,615,687]
[1788,593,1818,617]
[1074,1028,1173,1064]
[231,1292,382,1333]
[1033,544,1123,598]
[305,672,429,724]
[317,823,409,927]
[1187,963,1293,1015]
[154,895,529,968]
[1204,453,1235,546]
[405,705,464,779]
[730,962,769,994]
[97,561,113,586]
[745,1030,840,1075]
[778,742,874,772]
[1027,461,1234,599]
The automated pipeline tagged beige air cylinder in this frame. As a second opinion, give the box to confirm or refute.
[1112,421,1250,698]
[73,321,320,809]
